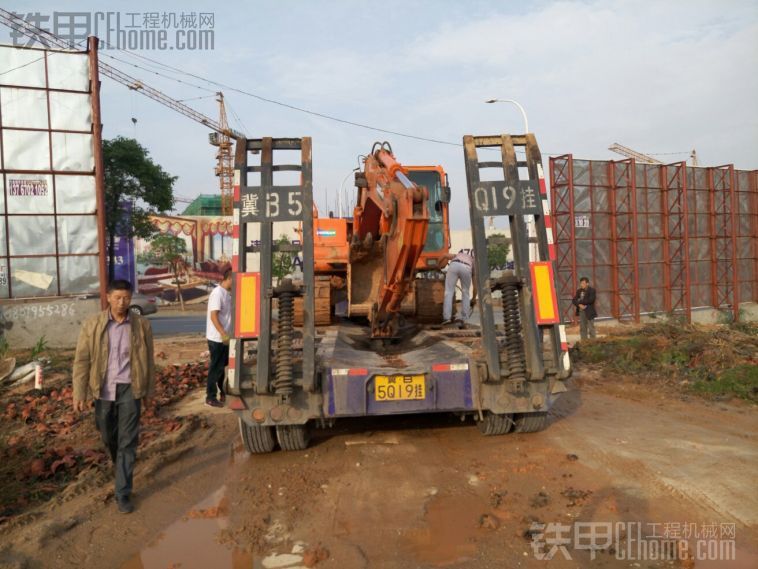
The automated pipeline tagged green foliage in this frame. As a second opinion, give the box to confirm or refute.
[574,321,758,402]
[138,234,189,308]
[103,137,177,278]
[138,234,188,273]
[0,335,9,359]
[691,365,758,402]
[273,234,294,284]
[486,233,510,271]
[30,336,48,360]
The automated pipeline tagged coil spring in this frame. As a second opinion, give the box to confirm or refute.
[273,291,294,396]
[501,282,526,381]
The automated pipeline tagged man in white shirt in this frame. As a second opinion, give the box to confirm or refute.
[205,269,233,407]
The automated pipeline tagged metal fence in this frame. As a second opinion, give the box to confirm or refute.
[550,156,757,322]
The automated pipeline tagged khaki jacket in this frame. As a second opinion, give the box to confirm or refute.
[73,310,155,402]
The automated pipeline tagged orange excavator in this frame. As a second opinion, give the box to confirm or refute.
[306,142,452,338]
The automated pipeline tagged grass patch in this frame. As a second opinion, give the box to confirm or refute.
[573,322,757,402]
[690,364,758,402]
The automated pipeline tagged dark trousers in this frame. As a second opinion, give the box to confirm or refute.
[580,311,596,339]
[207,340,229,400]
[95,384,141,500]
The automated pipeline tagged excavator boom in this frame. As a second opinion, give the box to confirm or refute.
[351,142,430,338]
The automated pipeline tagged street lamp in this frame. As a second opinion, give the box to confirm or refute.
[485,98,535,256]
[485,98,529,133]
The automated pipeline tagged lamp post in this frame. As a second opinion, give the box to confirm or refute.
[484,98,529,133]
[485,98,536,258]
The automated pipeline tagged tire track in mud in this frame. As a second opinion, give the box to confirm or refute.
[548,385,758,529]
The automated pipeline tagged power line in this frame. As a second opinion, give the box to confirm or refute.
[0,37,88,76]
[1,15,560,156]
[225,98,249,136]
[91,39,542,152]
[98,51,217,94]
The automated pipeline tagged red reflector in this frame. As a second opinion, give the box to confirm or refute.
[432,364,451,372]
[227,397,246,410]
[348,368,368,376]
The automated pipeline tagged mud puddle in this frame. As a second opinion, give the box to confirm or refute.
[121,485,252,569]
[403,492,484,566]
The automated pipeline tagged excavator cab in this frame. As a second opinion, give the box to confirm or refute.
[405,166,451,272]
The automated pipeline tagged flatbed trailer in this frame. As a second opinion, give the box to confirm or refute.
[224,135,571,452]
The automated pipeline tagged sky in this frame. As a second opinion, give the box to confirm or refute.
[3,0,757,229]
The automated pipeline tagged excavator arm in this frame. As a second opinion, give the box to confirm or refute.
[351,142,429,338]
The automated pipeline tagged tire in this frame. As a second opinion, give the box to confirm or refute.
[129,305,143,315]
[239,418,276,453]
[477,412,515,436]
[276,423,310,451]
[513,412,548,433]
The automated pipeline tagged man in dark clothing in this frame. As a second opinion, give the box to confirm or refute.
[572,276,597,340]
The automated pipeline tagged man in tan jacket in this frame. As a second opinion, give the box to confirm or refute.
[73,279,155,514]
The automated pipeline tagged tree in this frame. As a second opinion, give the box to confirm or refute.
[138,234,188,311]
[103,137,176,281]
[487,233,511,271]
[273,234,294,285]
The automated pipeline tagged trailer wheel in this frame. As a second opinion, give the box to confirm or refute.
[513,412,548,433]
[239,418,276,453]
[477,412,515,436]
[276,423,310,451]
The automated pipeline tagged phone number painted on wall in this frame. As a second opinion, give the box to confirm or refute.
[1,302,77,321]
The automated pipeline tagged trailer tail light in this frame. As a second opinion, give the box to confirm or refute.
[530,261,560,325]
[234,272,261,338]
[431,363,469,372]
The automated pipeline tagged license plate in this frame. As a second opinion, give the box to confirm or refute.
[375,375,426,401]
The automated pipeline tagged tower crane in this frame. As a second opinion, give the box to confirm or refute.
[608,143,663,164]
[609,142,700,167]
[0,9,243,216]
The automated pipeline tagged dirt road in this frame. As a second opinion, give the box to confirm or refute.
[1,372,756,569]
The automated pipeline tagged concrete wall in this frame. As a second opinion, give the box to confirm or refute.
[0,297,102,349]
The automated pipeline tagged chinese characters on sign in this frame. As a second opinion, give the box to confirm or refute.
[8,11,215,50]
[239,187,303,222]
[574,214,590,229]
[472,181,541,217]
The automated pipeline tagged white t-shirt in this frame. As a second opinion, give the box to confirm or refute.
[206,285,232,342]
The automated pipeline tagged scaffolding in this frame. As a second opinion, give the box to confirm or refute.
[550,156,757,322]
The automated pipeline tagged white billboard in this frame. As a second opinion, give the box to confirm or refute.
[0,42,105,299]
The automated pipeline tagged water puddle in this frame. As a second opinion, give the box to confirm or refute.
[121,485,253,569]
[404,493,482,566]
